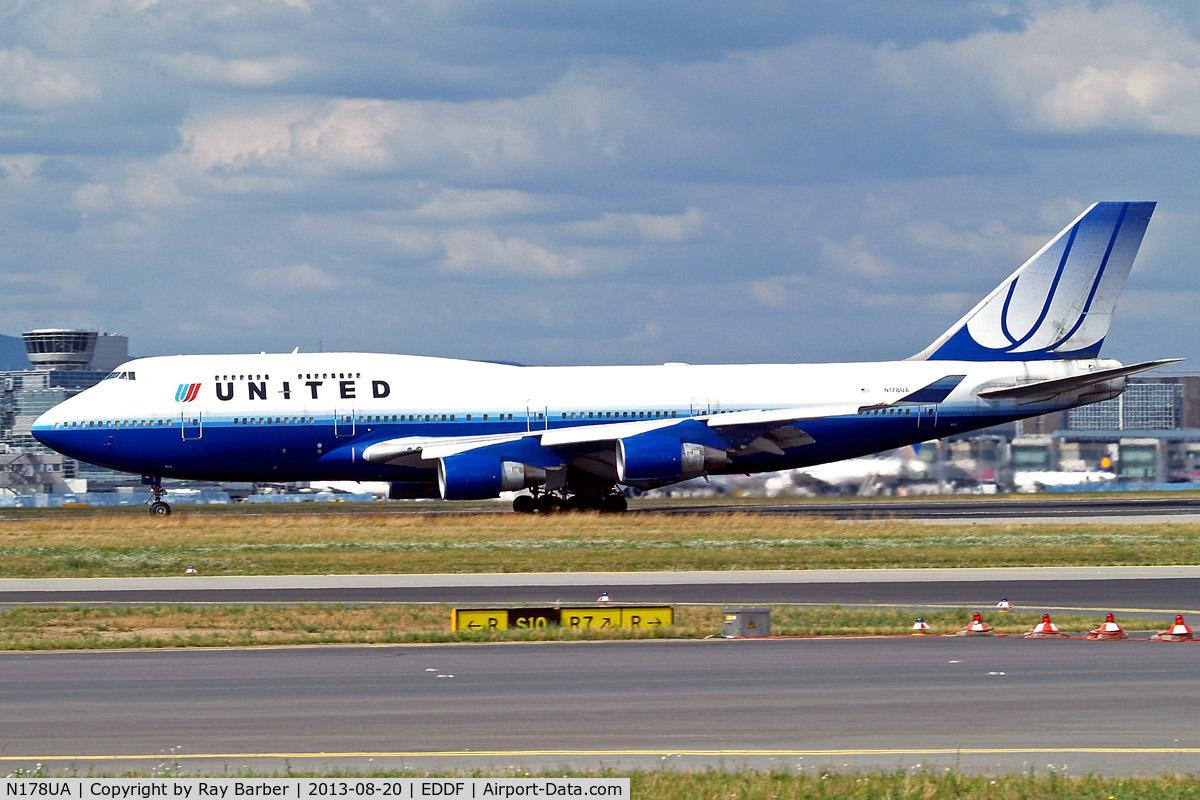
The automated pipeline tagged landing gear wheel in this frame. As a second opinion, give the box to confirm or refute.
[149,501,172,517]
[512,494,537,514]
[536,494,561,514]
[601,494,628,513]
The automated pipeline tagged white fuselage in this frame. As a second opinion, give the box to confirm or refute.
[31,352,1119,487]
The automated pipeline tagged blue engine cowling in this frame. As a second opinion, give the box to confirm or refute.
[616,435,729,484]
[438,454,546,500]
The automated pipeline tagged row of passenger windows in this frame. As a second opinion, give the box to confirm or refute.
[57,419,169,429]
[213,373,370,381]
[356,413,516,422]
[213,373,371,381]
[565,410,677,420]
[351,411,678,423]
[54,410,692,430]
[862,407,912,416]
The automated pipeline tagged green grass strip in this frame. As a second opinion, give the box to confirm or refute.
[3,510,1200,577]
[4,766,1200,797]
[0,604,1151,651]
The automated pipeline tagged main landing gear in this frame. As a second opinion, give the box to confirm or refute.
[512,488,628,514]
[143,476,171,517]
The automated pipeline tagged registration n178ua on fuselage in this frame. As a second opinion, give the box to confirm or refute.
[33,202,1179,515]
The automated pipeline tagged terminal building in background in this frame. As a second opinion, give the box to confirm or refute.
[0,330,128,494]
[960,373,1200,488]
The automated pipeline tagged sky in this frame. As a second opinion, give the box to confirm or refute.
[2,0,1199,368]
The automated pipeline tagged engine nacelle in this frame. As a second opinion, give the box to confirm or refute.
[437,454,546,500]
[616,435,730,484]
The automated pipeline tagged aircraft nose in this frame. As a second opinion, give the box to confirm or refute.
[31,409,65,449]
[31,404,82,457]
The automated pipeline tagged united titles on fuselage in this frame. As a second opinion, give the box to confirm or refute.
[207,379,392,402]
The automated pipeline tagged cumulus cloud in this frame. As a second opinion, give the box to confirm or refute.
[439,229,587,278]
[0,49,97,109]
[880,3,1200,136]
[242,263,342,293]
[409,188,546,221]
[1,0,1198,365]
[746,275,808,309]
[163,54,308,88]
[817,234,898,280]
[560,207,710,244]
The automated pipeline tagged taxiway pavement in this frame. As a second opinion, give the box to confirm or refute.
[2,637,1198,775]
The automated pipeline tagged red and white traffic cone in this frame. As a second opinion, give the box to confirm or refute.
[1086,613,1126,641]
[1153,615,1194,642]
[1024,613,1068,638]
[910,618,931,635]
[955,612,994,636]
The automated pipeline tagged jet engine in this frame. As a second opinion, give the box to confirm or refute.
[616,435,730,484]
[437,454,546,500]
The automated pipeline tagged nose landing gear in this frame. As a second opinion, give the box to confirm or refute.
[143,475,171,517]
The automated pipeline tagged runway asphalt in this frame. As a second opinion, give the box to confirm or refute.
[2,637,1199,775]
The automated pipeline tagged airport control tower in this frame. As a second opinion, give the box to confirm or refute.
[0,330,130,491]
[21,329,128,373]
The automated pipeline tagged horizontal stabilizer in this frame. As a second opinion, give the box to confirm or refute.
[977,358,1184,402]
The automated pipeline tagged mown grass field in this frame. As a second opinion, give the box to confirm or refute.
[2,509,1200,578]
[7,767,1200,799]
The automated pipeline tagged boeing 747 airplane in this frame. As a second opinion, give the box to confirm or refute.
[33,202,1179,515]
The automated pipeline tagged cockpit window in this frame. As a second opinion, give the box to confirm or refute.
[103,371,136,381]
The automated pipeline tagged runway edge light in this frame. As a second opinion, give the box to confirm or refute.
[955,612,994,636]
[1153,615,1194,642]
[910,618,931,635]
[1024,613,1068,639]
[1086,613,1127,641]
[996,598,1012,612]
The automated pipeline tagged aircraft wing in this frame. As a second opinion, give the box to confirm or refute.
[361,403,861,467]
[977,358,1184,403]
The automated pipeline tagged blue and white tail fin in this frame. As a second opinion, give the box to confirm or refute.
[912,202,1155,361]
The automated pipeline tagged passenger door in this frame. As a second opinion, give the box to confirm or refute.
[181,411,202,441]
